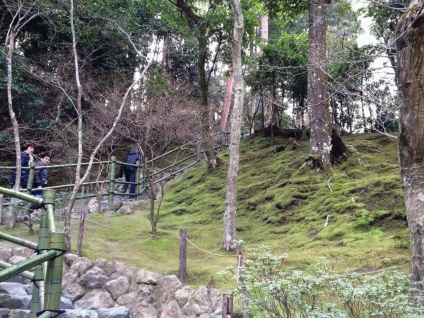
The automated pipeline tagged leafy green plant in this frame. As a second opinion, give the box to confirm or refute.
[221,246,424,318]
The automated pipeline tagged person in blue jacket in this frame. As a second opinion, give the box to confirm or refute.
[118,148,141,200]
[10,143,35,190]
[33,153,51,197]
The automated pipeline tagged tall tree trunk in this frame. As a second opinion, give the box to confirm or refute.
[197,25,217,167]
[6,29,22,192]
[223,0,244,251]
[251,15,268,133]
[221,75,234,130]
[170,1,218,167]
[307,0,333,172]
[64,0,84,250]
[396,1,424,289]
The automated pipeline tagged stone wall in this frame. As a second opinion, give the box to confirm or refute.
[0,243,223,318]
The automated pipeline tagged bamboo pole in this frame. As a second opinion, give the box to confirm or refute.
[44,232,65,314]
[153,162,197,184]
[108,156,116,206]
[0,260,34,280]
[0,186,43,204]
[0,231,38,250]
[31,205,50,316]
[41,180,108,191]
[27,162,35,192]
[135,160,141,200]
[0,250,56,282]
[151,154,197,177]
[42,189,56,233]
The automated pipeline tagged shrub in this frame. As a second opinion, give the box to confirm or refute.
[221,246,424,318]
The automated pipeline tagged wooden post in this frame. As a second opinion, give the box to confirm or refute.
[143,158,148,194]
[196,138,201,162]
[222,294,233,318]
[135,160,141,200]
[108,156,116,206]
[178,228,187,283]
[0,194,3,225]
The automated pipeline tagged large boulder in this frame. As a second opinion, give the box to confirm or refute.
[0,282,31,310]
[0,245,13,261]
[70,257,93,275]
[116,205,133,215]
[78,266,109,289]
[175,286,195,308]
[8,255,27,265]
[160,300,184,318]
[63,283,87,302]
[74,289,115,310]
[154,275,183,310]
[13,247,34,258]
[130,302,158,318]
[104,261,137,279]
[182,286,211,317]
[105,276,129,300]
[134,269,160,285]
[0,309,30,318]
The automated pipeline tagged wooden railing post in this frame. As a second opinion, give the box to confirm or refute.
[222,294,233,318]
[108,156,116,206]
[220,131,226,151]
[179,228,187,283]
[0,194,3,225]
[196,138,201,162]
[135,160,141,200]
[143,158,148,194]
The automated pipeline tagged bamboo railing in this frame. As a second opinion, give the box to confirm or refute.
[0,188,65,318]
[0,133,231,211]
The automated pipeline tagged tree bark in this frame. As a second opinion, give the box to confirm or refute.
[223,0,244,251]
[171,0,218,168]
[6,30,23,192]
[396,1,424,287]
[220,75,234,130]
[307,0,333,172]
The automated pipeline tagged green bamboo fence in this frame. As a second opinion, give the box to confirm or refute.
[0,187,66,317]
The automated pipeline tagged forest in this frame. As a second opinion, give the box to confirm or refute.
[1,0,424,316]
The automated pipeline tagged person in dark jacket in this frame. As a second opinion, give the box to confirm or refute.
[10,143,35,190]
[33,153,51,197]
[118,148,141,200]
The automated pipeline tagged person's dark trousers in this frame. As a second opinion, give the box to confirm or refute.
[30,187,43,211]
[122,170,136,199]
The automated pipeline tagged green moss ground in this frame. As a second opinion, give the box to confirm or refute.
[1,132,410,291]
